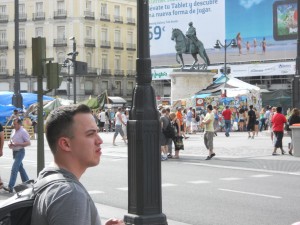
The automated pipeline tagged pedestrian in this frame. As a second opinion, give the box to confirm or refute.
[259,108,266,131]
[254,108,260,136]
[269,107,276,142]
[176,107,188,139]
[98,109,106,132]
[160,108,170,161]
[186,107,193,134]
[112,107,127,146]
[222,106,232,137]
[201,105,215,160]
[191,108,198,134]
[271,106,286,155]
[0,122,4,189]
[30,104,125,225]
[3,118,30,193]
[169,112,182,159]
[166,108,174,158]
[238,107,246,131]
[247,105,256,139]
[287,108,300,155]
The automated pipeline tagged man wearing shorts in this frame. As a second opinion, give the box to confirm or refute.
[201,105,215,160]
[247,105,256,139]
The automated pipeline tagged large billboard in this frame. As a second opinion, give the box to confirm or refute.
[149,0,297,67]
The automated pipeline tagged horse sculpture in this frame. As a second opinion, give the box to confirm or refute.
[171,28,210,70]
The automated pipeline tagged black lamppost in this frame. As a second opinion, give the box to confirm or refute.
[12,0,23,108]
[68,37,78,104]
[123,1,167,224]
[214,39,237,77]
[292,2,300,108]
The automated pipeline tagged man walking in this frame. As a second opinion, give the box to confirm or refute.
[3,118,30,193]
[272,106,287,155]
[247,105,256,139]
[222,106,232,137]
[112,107,127,146]
[31,104,125,225]
[201,105,215,160]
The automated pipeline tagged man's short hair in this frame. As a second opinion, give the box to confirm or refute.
[45,104,91,154]
[207,105,213,111]
[249,105,253,109]
[166,108,170,113]
[226,106,229,109]
[276,106,282,113]
[161,108,166,114]
[13,118,22,125]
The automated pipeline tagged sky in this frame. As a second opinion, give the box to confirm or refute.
[225,0,276,39]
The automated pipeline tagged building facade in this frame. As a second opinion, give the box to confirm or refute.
[0,0,137,103]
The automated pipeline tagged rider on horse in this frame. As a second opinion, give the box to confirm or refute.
[186,22,200,52]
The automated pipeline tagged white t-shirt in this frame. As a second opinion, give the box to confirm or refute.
[99,111,106,123]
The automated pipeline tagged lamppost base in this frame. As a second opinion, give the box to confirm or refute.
[124,213,167,225]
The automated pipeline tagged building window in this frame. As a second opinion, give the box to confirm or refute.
[86,26,92,38]
[0,30,6,42]
[36,2,43,13]
[84,80,93,95]
[100,3,107,16]
[57,26,65,39]
[86,0,92,10]
[101,28,108,41]
[127,81,133,90]
[19,28,25,41]
[127,56,133,71]
[19,4,25,14]
[127,31,134,44]
[0,5,6,15]
[35,27,43,37]
[115,30,121,42]
[114,55,121,70]
[57,52,65,64]
[127,7,132,18]
[102,81,108,90]
[19,53,25,71]
[0,54,7,73]
[102,54,108,69]
[86,52,92,67]
[57,0,65,10]
[114,5,120,17]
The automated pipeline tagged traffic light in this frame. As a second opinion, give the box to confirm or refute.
[32,37,46,76]
[46,62,62,89]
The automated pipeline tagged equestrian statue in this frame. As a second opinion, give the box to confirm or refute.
[171,22,210,70]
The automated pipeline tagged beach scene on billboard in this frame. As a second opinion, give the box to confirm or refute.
[149,0,297,67]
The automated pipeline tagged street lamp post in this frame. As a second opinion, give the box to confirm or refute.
[214,39,237,77]
[124,1,167,225]
[292,2,300,108]
[69,37,77,104]
[12,0,23,108]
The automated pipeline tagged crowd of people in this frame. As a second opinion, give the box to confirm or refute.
[158,104,300,160]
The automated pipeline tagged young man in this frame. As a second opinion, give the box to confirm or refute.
[272,106,287,155]
[3,118,30,193]
[222,106,232,137]
[31,104,124,225]
[201,105,215,160]
[247,105,256,139]
[112,107,127,146]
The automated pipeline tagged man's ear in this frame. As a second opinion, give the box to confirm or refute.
[57,137,72,152]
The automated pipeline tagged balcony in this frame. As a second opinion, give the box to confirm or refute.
[0,68,9,76]
[53,38,67,47]
[13,40,27,49]
[84,38,95,47]
[127,70,136,77]
[127,17,135,25]
[114,15,123,23]
[18,13,27,22]
[54,10,67,19]
[0,14,9,23]
[114,42,124,50]
[87,67,98,75]
[13,69,27,76]
[100,13,110,21]
[114,70,124,76]
[126,43,136,51]
[0,41,8,50]
[84,11,95,20]
[101,69,111,76]
[33,12,45,21]
[100,41,111,49]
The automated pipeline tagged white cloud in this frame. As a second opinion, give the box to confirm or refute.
[239,0,265,9]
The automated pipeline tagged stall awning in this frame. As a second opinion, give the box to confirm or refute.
[108,96,127,104]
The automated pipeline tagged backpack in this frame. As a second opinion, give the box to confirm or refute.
[0,173,72,225]
[195,115,200,122]
[163,120,176,139]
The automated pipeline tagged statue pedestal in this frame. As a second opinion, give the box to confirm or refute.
[169,70,215,102]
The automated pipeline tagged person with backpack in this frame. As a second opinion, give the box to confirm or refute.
[160,108,171,161]
[30,104,125,225]
[246,105,256,139]
[169,112,183,159]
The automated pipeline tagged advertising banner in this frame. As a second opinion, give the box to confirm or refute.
[150,0,297,67]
